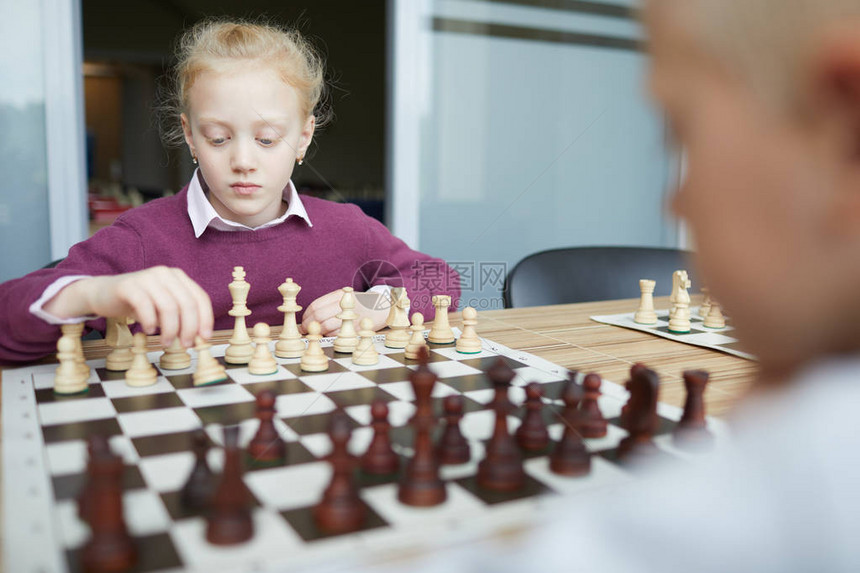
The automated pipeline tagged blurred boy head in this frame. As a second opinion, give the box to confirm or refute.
[645,0,860,377]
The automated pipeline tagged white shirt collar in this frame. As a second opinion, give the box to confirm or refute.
[186,169,313,238]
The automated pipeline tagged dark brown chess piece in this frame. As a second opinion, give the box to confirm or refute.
[477,358,526,491]
[77,434,110,523]
[361,400,400,475]
[617,365,660,463]
[180,429,216,512]
[437,395,471,465]
[577,373,608,438]
[549,379,591,476]
[398,347,447,506]
[80,444,137,573]
[620,363,647,428]
[672,370,713,449]
[515,382,550,451]
[314,410,367,533]
[248,390,286,465]
[206,426,254,545]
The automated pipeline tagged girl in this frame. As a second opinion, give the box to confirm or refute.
[0,19,460,364]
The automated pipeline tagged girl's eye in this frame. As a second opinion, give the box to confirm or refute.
[258,138,274,146]
[208,137,227,146]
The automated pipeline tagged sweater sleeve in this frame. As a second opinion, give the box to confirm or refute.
[359,210,460,321]
[0,220,146,364]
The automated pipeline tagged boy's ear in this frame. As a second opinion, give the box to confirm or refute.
[811,26,860,237]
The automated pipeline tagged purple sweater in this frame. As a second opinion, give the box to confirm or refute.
[0,187,460,364]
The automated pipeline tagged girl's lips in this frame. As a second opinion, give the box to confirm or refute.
[231,184,260,196]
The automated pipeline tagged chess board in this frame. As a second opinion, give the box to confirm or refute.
[591,307,755,361]
[3,331,729,573]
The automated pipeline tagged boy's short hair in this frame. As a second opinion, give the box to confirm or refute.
[677,0,860,110]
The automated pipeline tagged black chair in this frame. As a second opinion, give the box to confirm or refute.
[503,246,694,308]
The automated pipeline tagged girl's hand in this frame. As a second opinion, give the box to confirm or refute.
[43,266,213,348]
[301,289,389,336]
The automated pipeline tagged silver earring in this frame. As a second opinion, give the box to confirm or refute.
[192,154,198,165]
[297,155,304,166]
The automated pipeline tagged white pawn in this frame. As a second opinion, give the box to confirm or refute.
[333,287,359,354]
[276,278,305,359]
[126,332,158,387]
[456,307,482,354]
[54,335,89,395]
[193,336,228,386]
[160,337,191,370]
[249,323,279,375]
[405,313,429,360]
[352,317,379,366]
[633,279,658,325]
[301,321,330,372]
[384,291,411,349]
[61,323,91,380]
[703,301,726,329]
[105,317,135,371]
[428,295,455,344]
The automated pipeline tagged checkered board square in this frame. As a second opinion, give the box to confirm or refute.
[2,331,730,573]
[592,307,755,360]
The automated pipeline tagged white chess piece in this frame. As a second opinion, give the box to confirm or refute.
[456,307,482,354]
[668,270,692,334]
[428,295,455,344]
[699,287,712,319]
[633,279,658,325]
[352,317,379,366]
[105,317,135,371]
[160,337,191,370]
[61,323,91,380]
[193,336,228,386]
[276,278,305,359]
[125,332,158,387]
[225,266,254,365]
[301,321,330,372]
[384,291,411,349]
[333,287,359,354]
[405,312,429,360]
[54,334,89,395]
[703,301,726,329]
[249,323,279,375]
[385,287,406,328]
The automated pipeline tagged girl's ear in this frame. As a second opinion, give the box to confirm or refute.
[181,113,195,152]
[298,115,316,157]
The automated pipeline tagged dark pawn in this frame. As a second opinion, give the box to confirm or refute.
[620,363,647,428]
[617,365,660,463]
[206,426,254,545]
[314,410,367,533]
[248,390,286,465]
[77,434,110,523]
[577,373,608,438]
[549,379,591,476]
[361,400,400,475]
[80,445,137,573]
[180,429,216,512]
[398,346,447,506]
[672,370,714,450]
[515,383,550,452]
[437,395,471,465]
[477,358,526,491]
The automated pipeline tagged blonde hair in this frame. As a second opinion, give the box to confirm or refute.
[158,18,330,147]
[685,0,860,110]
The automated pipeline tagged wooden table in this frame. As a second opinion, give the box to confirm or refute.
[64,296,757,417]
